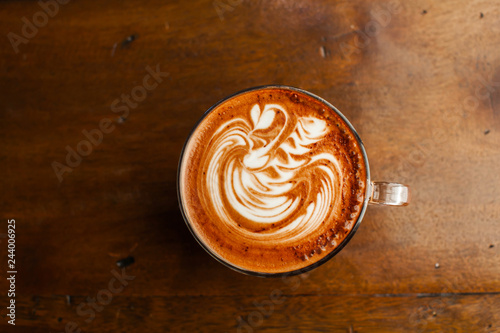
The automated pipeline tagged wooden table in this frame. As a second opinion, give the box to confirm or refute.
[1,0,499,332]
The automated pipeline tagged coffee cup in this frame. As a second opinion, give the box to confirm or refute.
[178,86,410,276]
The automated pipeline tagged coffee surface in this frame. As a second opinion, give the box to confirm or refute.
[179,87,367,274]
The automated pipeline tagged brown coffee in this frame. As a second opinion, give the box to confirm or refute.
[179,87,367,274]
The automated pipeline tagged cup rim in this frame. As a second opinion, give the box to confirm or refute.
[177,85,371,277]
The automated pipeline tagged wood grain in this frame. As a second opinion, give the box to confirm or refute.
[0,294,499,333]
[0,0,499,331]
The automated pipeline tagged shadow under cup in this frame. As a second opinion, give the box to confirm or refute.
[177,85,407,277]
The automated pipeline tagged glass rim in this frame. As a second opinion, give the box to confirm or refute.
[177,85,371,277]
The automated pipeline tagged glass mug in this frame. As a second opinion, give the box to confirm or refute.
[177,85,410,277]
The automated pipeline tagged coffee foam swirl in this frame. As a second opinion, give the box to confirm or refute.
[202,103,343,245]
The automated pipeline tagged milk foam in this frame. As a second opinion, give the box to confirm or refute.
[203,103,343,244]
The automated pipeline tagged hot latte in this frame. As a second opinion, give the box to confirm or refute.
[179,87,367,274]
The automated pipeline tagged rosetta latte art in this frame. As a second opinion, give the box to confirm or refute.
[202,103,344,245]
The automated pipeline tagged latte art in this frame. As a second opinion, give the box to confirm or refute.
[180,87,367,274]
[203,104,343,245]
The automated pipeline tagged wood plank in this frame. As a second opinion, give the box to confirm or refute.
[0,0,499,297]
[0,294,498,332]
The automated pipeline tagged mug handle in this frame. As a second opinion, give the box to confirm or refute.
[369,181,410,206]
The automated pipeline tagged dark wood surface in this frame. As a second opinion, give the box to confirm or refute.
[1,0,499,332]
